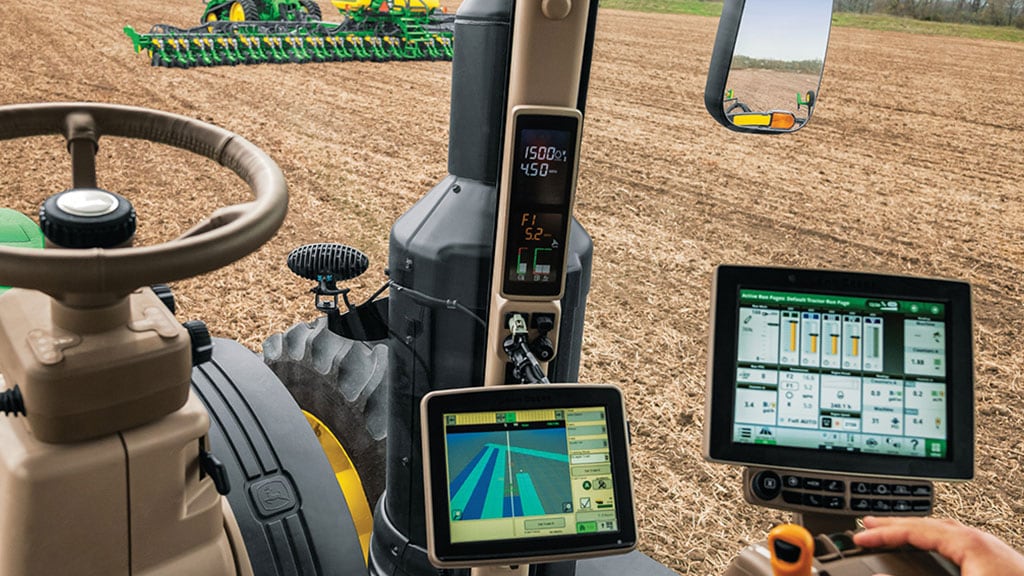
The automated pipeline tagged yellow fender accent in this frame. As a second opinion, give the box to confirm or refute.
[303,411,373,563]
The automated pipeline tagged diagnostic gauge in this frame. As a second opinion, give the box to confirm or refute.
[501,109,582,298]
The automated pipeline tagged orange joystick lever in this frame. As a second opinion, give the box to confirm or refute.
[768,523,814,576]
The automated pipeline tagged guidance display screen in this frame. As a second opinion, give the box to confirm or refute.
[733,290,949,459]
[442,407,619,544]
[502,114,579,297]
[422,384,636,567]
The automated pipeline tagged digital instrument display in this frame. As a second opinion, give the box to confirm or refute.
[502,114,580,297]
[704,266,974,480]
[422,385,636,567]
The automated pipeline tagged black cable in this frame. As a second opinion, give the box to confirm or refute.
[388,281,487,329]
[365,280,391,303]
[330,279,485,386]
[503,334,550,385]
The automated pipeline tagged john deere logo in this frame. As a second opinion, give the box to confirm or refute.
[250,477,297,518]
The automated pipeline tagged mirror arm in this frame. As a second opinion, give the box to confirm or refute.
[704,0,747,130]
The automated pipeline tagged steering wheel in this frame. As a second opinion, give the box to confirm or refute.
[0,103,287,297]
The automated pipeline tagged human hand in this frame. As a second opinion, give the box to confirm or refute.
[852,516,1024,576]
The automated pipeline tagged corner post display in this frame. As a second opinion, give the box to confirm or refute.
[373,1,599,574]
[482,0,590,389]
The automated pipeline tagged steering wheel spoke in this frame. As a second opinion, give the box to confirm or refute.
[64,111,99,189]
[178,201,258,240]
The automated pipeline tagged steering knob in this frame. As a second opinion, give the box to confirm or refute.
[39,188,136,248]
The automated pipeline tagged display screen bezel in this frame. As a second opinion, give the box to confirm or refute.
[705,265,974,480]
[501,113,580,298]
[422,384,637,567]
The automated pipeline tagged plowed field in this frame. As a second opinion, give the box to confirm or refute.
[2,2,1023,574]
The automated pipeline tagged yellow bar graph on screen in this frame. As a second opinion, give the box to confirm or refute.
[831,335,838,355]
[789,322,797,352]
[810,334,818,354]
[852,336,859,356]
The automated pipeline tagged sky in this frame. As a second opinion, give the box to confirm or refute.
[732,0,833,62]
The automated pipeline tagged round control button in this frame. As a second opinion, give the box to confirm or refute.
[752,470,782,501]
[39,188,136,248]
[542,0,572,20]
[55,189,119,217]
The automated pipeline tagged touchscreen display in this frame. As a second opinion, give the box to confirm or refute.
[441,406,619,544]
[732,289,949,459]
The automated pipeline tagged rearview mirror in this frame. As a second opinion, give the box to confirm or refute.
[705,0,833,133]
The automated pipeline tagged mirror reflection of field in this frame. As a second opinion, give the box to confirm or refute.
[726,68,820,118]
[2,2,1023,574]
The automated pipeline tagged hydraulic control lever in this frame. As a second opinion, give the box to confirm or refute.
[768,524,814,576]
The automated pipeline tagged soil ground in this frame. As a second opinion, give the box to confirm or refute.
[2,2,1023,574]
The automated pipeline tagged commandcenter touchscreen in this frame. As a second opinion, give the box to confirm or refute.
[733,289,949,459]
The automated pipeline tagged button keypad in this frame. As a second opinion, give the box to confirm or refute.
[746,468,934,516]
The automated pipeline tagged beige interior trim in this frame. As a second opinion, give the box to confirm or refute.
[482,0,594,388]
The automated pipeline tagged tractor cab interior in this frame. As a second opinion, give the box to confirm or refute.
[0,0,983,576]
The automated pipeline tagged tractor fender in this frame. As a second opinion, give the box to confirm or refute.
[192,338,368,575]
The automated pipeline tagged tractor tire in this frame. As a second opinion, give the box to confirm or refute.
[263,317,388,506]
[298,0,322,21]
[201,1,230,23]
[230,0,260,21]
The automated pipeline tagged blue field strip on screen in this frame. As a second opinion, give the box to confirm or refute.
[515,472,545,516]
[463,448,501,519]
[482,445,509,519]
[450,446,498,516]
[449,444,491,496]
[503,495,523,517]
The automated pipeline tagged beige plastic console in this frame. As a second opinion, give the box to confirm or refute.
[481,0,592,387]
[0,103,286,575]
